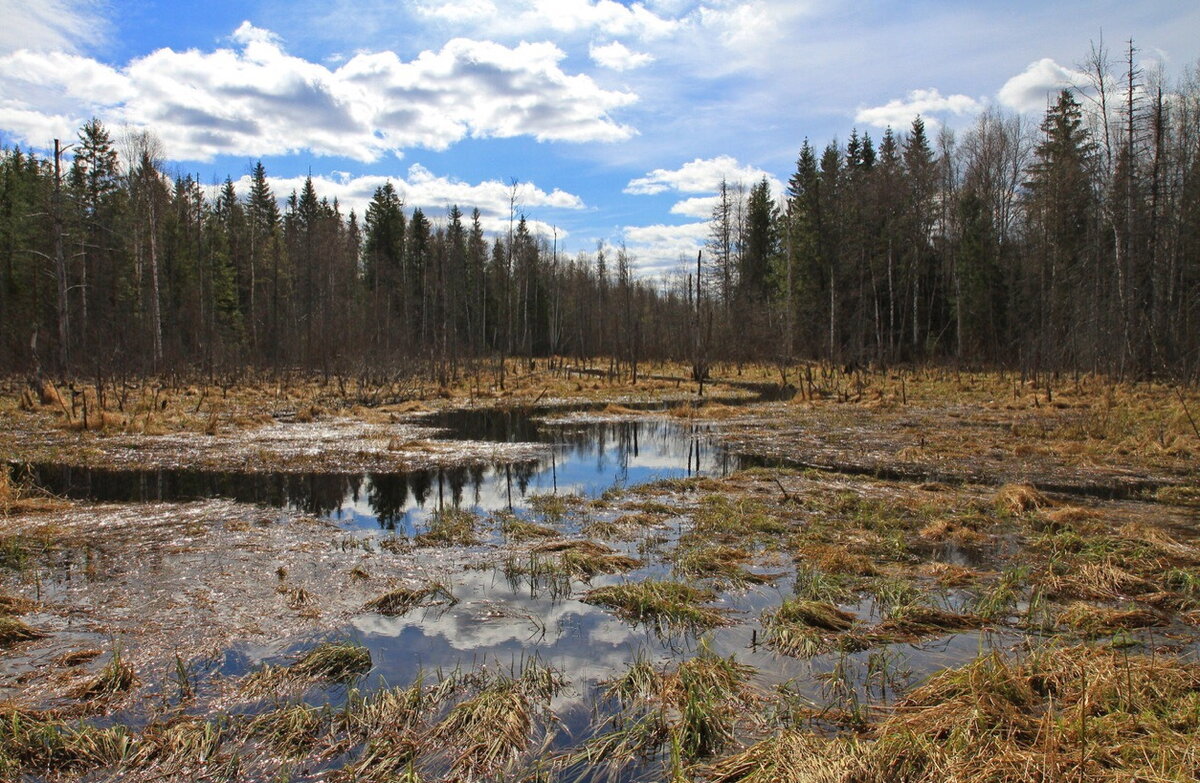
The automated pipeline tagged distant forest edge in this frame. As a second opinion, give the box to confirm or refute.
[1,43,1198,382]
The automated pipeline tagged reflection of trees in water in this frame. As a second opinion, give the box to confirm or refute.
[25,418,741,530]
[289,473,360,517]
[366,473,410,529]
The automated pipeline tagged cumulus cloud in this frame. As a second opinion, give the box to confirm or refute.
[413,0,681,41]
[998,58,1090,114]
[0,24,637,161]
[589,40,655,70]
[0,0,108,55]
[622,220,710,276]
[624,155,780,195]
[669,195,717,218]
[620,155,783,275]
[217,164,583,238]
[855,88,983,129]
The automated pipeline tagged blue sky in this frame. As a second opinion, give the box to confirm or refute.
[1,0,1198,276]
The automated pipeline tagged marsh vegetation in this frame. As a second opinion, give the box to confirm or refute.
[1,365,1198,781]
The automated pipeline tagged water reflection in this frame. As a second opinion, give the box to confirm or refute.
[24,417,741,532]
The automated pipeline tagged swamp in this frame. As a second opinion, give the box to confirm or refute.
[1,363,1199,782]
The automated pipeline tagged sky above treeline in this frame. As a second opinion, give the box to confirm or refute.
[1,0,1198,277]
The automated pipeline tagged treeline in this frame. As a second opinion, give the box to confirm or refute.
[1,42,1198,381]
[0,124,684,383]
[751,43,1200,379]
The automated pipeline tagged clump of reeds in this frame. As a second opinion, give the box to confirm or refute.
[969,567,1028,620]
[72,650,138,700]
[791,565,855,604]
[628,500,677,515]
[794,543,879,577]
[1040,505,1103,530]
[292,640,372,681]
[364,583,456,616]
[873,605,986,639]
[864,645,1200,782]
[247,702,330,757]
[498,513,557,541]
[1056,601,1167,637]
[432,660,565,780]
[527,492,574,523]
[600,403,643,416]
[0,708,145,775]
[922,562,982,588]
[0,615,47,647]
[701,730,864,783]
[994,483,1049,514]
[674,544,776,587]
[1040,559,1155,600]
[578,644,758,776]
[583,581,731,634]
[762,599,859,658]
[693,495,789,542]
[415,509,480,546]
[0,469,13,515]
[1155,484,1200,506]
[531,539,641,579]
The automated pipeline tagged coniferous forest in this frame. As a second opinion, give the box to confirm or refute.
[2,51,1199,382]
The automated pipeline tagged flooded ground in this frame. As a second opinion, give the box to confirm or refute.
[2,372,1199,782]
[21,413,741,532]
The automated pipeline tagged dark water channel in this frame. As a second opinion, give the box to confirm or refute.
[23,410,744,533]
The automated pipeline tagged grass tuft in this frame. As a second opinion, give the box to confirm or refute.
[292,640,372,682]
[415,509,480,546]
[994,483,1050,514]
[0,615,47,647]
[675,544,777,586]
[72,650,138,700]
[1056,601,1167,636]
[584,580,731,634]
[364,583,456,616]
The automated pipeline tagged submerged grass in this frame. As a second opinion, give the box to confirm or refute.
[1056,601,1167,636]
[292,641,372,681]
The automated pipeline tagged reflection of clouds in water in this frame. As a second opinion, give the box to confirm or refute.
[352,568,660,714]
[588,616,645,646]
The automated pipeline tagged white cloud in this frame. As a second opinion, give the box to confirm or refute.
[217,164,583,238]
[0,0,108,55]
[997,58,1090,114]
[855,88,983,129]
[589,40,655,71]
[620,156,782,272]
[0,24,638,162]
[229,21,283,47]
[669,195,717,218]
[622,220,710,276]
[624,155,780,195]
[413,0,681,41]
